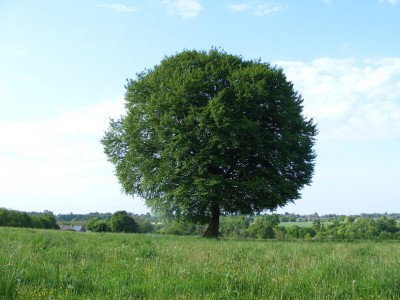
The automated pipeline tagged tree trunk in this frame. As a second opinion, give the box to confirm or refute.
[203,203,220,238]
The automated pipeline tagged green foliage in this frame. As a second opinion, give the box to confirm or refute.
[0,208,58,230]
[141,213,400,241]
[41,213,59,229]
[138,219,155,234]
[56,212,112,223]
[1,227,400,299]
[101,48,317,236]
[220,215,400,241]
[86,217,112,232]
[92,220,112,232]
[220,215,251,238]
[248,215,280,239]
[110,211,138,233]
[160,221,205,236]
[85,217,99,231]
[321,217,400,240]
[81,212,400,240]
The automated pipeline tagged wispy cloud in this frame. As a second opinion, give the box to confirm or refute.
[379,0,399,5]
[229,3,250,12]
[98,3,138,13]
[162,0,203,18]
[228,2,288,16]
[276,57,400,141]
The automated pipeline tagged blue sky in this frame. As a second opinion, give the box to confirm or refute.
[0,0,399,215]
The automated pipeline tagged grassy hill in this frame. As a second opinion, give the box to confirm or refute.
[1,227,399,299]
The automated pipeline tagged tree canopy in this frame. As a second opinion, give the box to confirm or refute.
[101,48,317,237]
[0,208,59,230]
[110,211,139,233]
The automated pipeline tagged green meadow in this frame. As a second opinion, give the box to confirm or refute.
[278,221,313,228]
[1,227,399,299]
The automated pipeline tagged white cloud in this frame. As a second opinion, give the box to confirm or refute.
[228,3,249,11]
[379,0,399,5]
[275,57,400,141]
[0,99,127,208]
[0,100,125,159]
[98,3,138,13]
[162,0,203,18]
[228,2,288,16]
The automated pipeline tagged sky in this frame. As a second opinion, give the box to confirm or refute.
[0,0,399,216]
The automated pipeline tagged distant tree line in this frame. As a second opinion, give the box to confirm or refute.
[3,208,400,240]
[57,211,154,233]
[56,212,114,222]
[0,208,59,229]
[79,212,400,240]
[152,214,400,240]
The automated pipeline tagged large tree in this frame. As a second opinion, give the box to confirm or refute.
[110,211,138,233]
[101,49,317,237]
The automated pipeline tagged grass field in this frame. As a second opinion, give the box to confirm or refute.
[279,221,333,228]
[1,227,399,299]
[279,222,313,228]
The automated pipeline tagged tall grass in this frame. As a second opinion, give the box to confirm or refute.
[1,227,399,299]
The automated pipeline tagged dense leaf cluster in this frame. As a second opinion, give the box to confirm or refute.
[0,208,59,229]
[101,48,317,236]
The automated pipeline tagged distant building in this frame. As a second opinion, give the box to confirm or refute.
[59,225,86,232]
